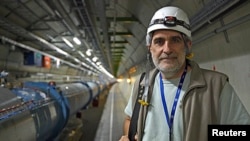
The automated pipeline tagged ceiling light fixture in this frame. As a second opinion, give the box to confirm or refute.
[96,61,101,66]
[78,51,85,58]
[92,56,98,62]
[86,49,91,56]
[62,37,74,48]
[73,37,81,45]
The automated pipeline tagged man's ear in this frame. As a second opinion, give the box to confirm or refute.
[186,41,194,59]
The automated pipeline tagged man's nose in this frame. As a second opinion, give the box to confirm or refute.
[162,41,172,53]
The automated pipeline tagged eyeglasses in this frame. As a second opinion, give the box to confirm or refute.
[149,16,190,30]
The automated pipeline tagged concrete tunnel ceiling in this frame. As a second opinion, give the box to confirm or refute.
[0,0,247,77]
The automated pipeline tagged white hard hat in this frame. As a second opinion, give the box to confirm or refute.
[146,6,191,46]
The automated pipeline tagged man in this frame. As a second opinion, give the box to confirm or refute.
[119,6,250,141]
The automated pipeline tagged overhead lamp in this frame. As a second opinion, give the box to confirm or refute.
[56,48,68,56]
[62,37,73,48]
[86,49,91,56]
[127,78,131,84]
[74,58,80,63]
[82,62,88,67]
[56,58,60,68]
[92,56,98,62]
[73,37,81,45]
[99,65,114,78]
[78,51,85,58]
[96,61,101,66]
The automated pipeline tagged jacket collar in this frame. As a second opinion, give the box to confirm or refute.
[187,60,206,89]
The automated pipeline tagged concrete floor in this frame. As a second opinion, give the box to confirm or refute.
[94,83,127,141]
[55,83,128,141]
[81,90,108,141]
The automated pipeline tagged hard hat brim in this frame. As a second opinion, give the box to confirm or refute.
[147,24,191,38]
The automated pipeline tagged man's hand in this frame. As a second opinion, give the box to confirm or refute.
[119,135,130,141]
[119,134,138,141]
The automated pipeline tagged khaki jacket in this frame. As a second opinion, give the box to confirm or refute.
[132,60,228,141]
